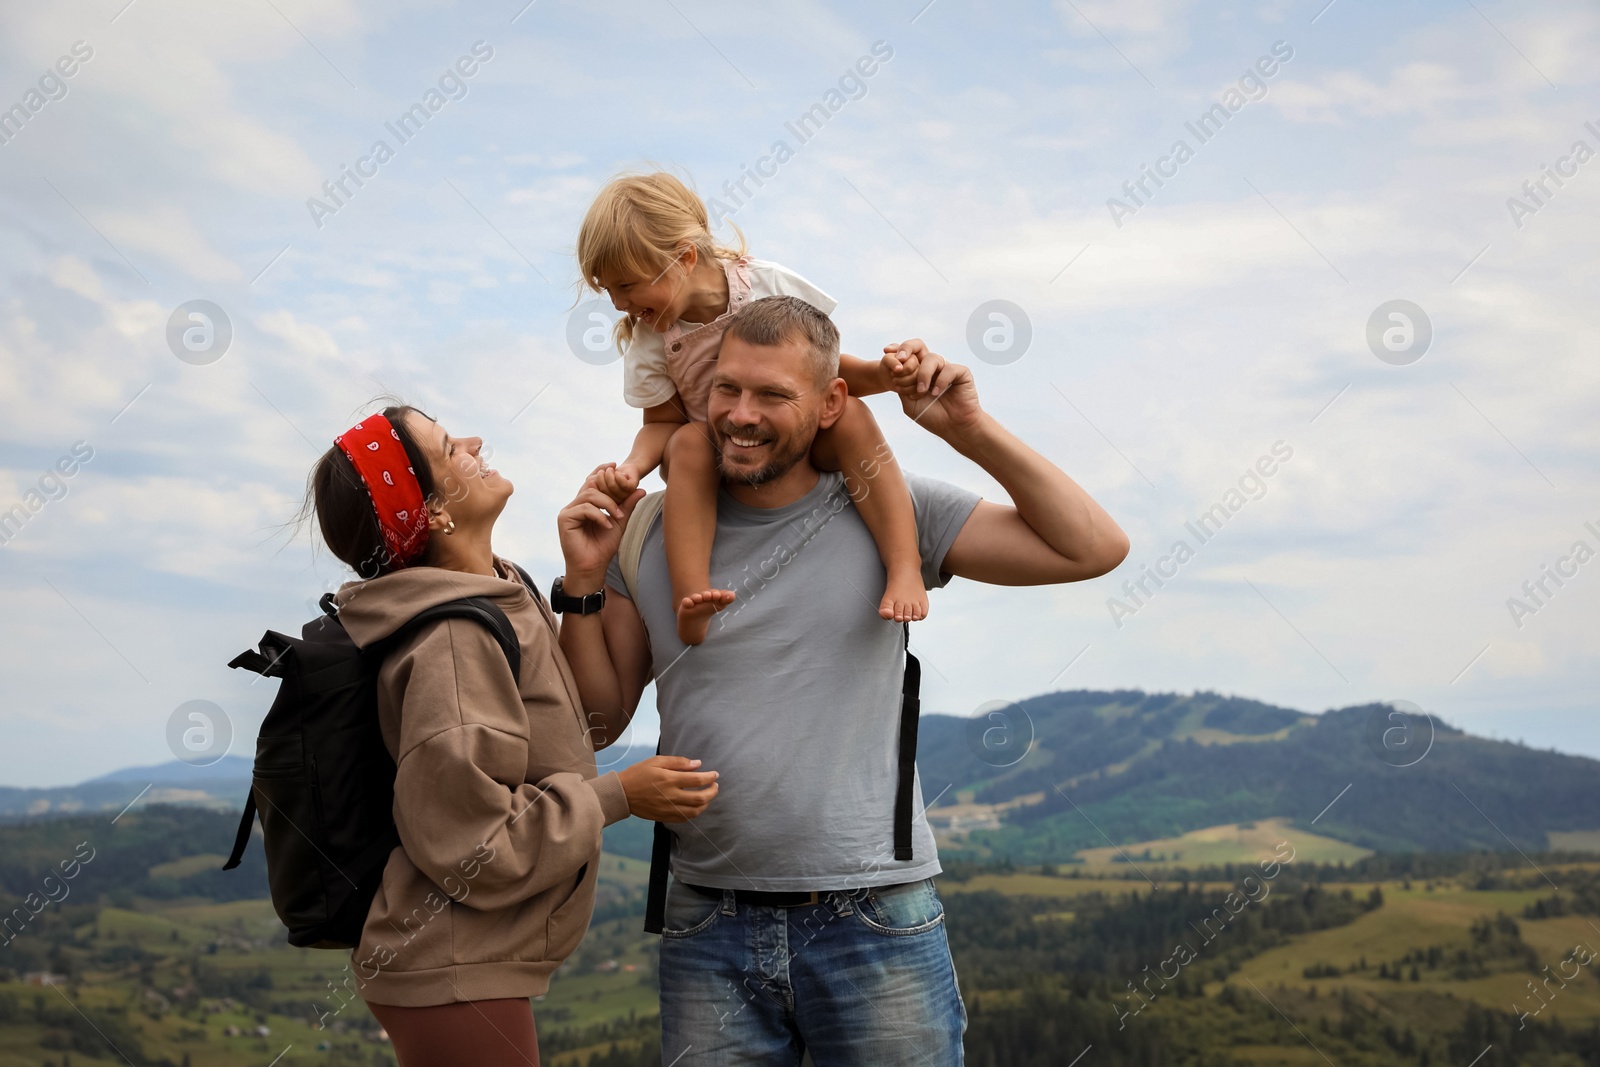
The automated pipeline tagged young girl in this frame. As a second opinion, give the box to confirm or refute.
[576,171,925,645]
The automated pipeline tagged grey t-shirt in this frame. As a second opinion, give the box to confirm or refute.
[605,470,981,891]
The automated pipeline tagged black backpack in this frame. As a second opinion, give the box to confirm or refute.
[221,569,538,949]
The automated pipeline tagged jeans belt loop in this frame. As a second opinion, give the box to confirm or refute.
[719,888,737,916]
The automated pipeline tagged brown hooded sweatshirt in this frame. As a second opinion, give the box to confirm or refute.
[332,557,629,1006]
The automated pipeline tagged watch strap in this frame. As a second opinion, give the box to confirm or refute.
[550,577,604,615]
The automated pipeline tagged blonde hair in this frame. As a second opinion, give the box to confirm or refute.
[576,171,745,350]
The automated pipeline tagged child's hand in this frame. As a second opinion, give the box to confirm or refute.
[557,473,645,586]
[881,344,921,392]
[592,462,640,506]
[884,339,949,397]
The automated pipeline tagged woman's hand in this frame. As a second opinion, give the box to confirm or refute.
[617,755,719,822]
[557,471,644,591]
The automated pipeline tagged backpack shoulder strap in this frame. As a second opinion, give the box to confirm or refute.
[395,597,521,682]
[893,623,921,862]
[619,491,667,603]
[643,738,672,935]
[221,790,257,871]
[507,561,547,610]
[505,561,559,638]
[643,818,674,935]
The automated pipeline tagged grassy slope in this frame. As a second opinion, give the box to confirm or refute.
[1226,880,1600,1024]
[8,864,1600,1065]
[949,862,1600,1040]
[0,855,659,1067]
[1070,817,1372,868]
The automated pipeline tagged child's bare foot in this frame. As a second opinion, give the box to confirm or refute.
[879,567,928,623]
[678,589,736,645]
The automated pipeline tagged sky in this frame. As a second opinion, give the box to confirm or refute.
[0,0,1595,788]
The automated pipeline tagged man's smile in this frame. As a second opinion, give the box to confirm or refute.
[718,424,774,455]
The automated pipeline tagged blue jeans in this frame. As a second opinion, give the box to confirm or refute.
[657,877,966,1066]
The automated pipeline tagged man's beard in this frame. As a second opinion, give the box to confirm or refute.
[713,415,817,486]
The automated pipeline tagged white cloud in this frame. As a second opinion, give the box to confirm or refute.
[1052,0,1198,70]
[255,309,342,359]
[98,203,244,282]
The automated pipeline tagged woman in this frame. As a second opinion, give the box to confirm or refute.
[306,404,717,1066]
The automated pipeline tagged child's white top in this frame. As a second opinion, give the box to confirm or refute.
[622,256,836,423]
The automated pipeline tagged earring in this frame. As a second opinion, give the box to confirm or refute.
[444,519,456,535]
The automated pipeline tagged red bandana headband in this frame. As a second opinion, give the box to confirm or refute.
[333,413,429,572]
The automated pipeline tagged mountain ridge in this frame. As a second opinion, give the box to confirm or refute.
[0,747,659,820]
[915,689,1599,863]
[7,691,1596,862]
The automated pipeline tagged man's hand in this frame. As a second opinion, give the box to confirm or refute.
[617,755,719,822]
[557,469,644,590]
[885,338,1130,585]
[883,339,984,440]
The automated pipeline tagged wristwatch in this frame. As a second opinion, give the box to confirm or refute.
[550,577,605,615]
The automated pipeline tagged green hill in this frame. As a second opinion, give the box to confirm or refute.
[5,808,1600,1064]
[913,690,1600,864]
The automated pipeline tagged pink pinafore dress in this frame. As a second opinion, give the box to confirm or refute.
[657,256,754,425]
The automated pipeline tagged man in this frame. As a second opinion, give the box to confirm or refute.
[555,296,1127,1065]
